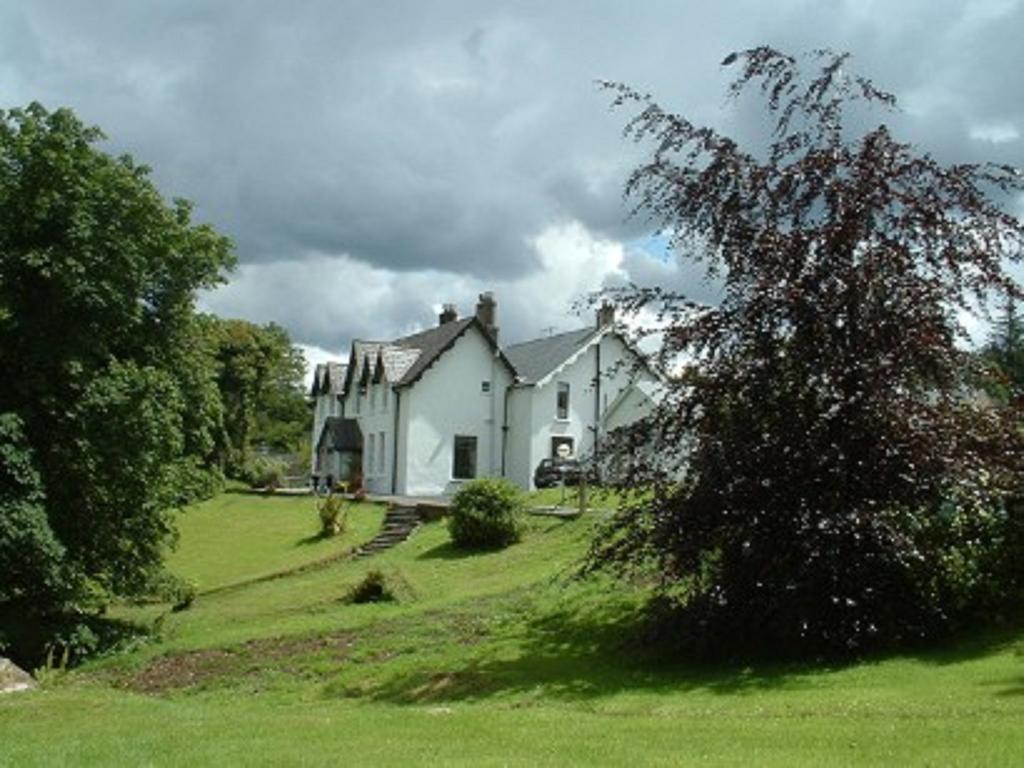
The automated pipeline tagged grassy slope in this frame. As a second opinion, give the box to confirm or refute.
[165,489,383,593]
[2,492,1023,766]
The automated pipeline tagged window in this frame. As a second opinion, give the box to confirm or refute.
[370,385,378,411]
[452,435,477,480]
[556,382,570,420]
[378,431,385,476]
[355,390,362,415]
[551,436,575,459]
[367,433,375,475]
[481,380,491,394]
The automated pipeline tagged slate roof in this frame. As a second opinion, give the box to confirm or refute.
[346,341,385,391]
[310,362,348,396]
[391,317,477,388]
[378,346,422,384]
[318,417,363,452]
[325,362,347,396]
[330,316,606,396]
[504,327,597,384]
[340,317,509,390]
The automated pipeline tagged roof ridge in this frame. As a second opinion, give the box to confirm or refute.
[394,316,473,347]
[505,325,594,350]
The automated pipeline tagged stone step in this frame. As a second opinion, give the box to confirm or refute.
[384,515,419,524]
[378,525,416,533]
[349,511,422,560]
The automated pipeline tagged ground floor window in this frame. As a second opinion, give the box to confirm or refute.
[453,435,477,480]
[377,431,385,476]
[551,436,575,459]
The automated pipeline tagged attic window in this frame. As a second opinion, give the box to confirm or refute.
[481,381,491,393]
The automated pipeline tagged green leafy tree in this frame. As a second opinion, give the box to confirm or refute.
[590,49,1024,658]
[0,103,234,647]
[983,298,1024,404]
[204,317,308,474]
[0,415,65,606]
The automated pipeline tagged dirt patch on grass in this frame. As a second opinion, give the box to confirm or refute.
[119,632,357,694]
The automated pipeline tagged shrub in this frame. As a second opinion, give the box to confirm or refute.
[448,478,524,550]
[134,570,197,611]
[317,494,347,538]
[241,455,287,491]
[346,570,394,604]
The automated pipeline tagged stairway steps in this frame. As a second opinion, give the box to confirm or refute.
[351,507,422,559]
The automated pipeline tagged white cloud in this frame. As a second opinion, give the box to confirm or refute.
[200,219,634,350]
[296,343,349,388]
[969,121,1021,144]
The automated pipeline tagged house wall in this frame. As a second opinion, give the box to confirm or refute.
[398,329,513,496]
[604,384,654,432]
[506,331,657,490]
[310,392,343,475]
[315,327,656,494]
[351,381,394,495]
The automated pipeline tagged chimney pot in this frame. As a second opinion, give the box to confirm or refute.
[475,291,499,341]
[439,303,458,325]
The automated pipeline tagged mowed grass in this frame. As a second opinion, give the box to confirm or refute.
[2,491,1024,766]
[165,488,383,592]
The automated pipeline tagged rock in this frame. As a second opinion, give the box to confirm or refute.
[0,657,37,694]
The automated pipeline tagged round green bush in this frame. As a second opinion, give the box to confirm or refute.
[241,455,286,491]
[448,478,524,550]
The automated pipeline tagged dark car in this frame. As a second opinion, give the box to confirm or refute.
[533,458,583,488]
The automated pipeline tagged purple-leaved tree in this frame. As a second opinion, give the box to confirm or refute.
[590,47,1024,658]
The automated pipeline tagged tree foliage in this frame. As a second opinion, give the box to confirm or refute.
[202,317,308,475]
[0,103,234,637]
[0,414,65,606]
[590,48,1024,657]
[982,298,1024,405]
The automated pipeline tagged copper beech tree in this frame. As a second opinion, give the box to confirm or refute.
[590,48,1024,657]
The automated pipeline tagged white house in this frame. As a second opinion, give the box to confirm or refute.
[310,293,659,496]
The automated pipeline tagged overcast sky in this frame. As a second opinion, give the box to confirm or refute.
[2,0,1022,369]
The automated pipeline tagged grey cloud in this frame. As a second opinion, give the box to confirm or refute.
[3,0,1023,348]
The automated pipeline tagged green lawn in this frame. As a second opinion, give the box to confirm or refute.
[2,491,1023,766]
[529,485,613,510]
[165,489,383,593]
